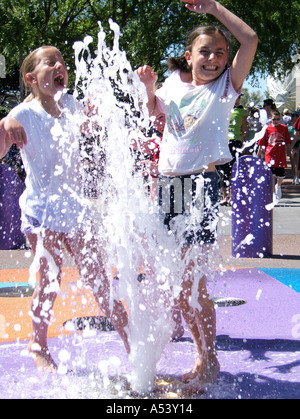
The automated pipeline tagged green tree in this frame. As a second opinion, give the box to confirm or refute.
[89,0,300,81]
[240,87,264,108]
[0,0,98,99]
[217,0,300,78]
[0,0,299,102]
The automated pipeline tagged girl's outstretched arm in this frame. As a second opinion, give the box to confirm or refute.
[182,0,258,92]
[0,117,27,159]
[0,118,11,159]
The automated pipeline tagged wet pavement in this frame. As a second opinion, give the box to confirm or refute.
[0,166,299,399]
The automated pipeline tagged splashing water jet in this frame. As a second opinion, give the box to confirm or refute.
[24,19,224,394]
[72,20,188,393]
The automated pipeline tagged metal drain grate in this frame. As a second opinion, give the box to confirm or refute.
[212,297,247,307]
[63,316,115,332]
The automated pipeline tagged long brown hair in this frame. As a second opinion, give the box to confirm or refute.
[168,26,229,73]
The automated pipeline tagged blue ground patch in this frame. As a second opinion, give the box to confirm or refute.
[260,268,300,293]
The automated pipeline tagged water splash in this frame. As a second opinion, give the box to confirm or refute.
[72,20,187,393]
[22,20,226,394]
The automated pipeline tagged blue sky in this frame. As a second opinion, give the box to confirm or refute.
[243,73,268,95]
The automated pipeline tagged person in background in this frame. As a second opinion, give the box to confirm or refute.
[257,110,292,202]
[217,94,248,205]
[291,113,300,185]
[259,98,277,128]
[247,107,262,142]
[282,108,291,125]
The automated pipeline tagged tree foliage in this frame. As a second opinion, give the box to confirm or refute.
[223,0,300,79]
[239,88,265,109]
[0,0,299,105]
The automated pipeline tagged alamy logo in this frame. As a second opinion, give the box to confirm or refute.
[0,54,6,78]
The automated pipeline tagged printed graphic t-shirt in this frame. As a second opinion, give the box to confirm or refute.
[258,123,291,167]
[155,68,239,175]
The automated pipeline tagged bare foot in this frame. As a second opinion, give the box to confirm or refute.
[182,378,207,395]
[27,342,57,372]
[182,357,202,382]
[182,354,220,384]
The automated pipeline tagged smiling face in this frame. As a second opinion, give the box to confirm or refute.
[25,47,68,99]
[185,34,228,86]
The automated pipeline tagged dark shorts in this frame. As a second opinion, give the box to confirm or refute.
[22,214,42,234]
[158,172,219,247]
[270,167,285,178]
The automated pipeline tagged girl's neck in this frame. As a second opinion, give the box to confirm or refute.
[180,71,193,83]
[34,94,63,118]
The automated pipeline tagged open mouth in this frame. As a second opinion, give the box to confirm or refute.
[54,74,65,87]
[202,65,218,71]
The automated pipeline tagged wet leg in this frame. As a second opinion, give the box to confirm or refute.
[179,258,219,385]
[26,231,64,372]
[170,304,184,341]
[65,231,130,354]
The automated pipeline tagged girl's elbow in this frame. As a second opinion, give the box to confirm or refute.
[251,32,259,48]
[0,141,8,159]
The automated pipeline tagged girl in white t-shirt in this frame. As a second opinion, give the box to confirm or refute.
[0,46,129,371]
[136,0,258,387]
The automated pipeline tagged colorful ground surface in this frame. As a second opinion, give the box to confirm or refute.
[0,266,299,399]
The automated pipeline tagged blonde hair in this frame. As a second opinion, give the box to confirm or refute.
[21,46,60,102]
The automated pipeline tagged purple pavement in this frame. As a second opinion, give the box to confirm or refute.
[0,267,299,399]
[212,268,300,341]
[211,268,300,399]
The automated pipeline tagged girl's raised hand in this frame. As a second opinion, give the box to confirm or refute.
[180,0,216,15]
[135,65,160,116]
[135,65,158,88]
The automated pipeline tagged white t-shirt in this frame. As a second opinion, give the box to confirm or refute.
[8,94,89,233]
[259,109,270,127]
[155,68,239,175]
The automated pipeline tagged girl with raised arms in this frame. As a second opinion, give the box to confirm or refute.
[136,0,258,387]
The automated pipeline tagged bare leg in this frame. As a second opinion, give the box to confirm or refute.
[27,231,64,372]
[291,150,298,180]
[272,175,276,194]
[170,304,184,341]
[179,255,219,385]
[65,231,130,354]
[277,177,284,188]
